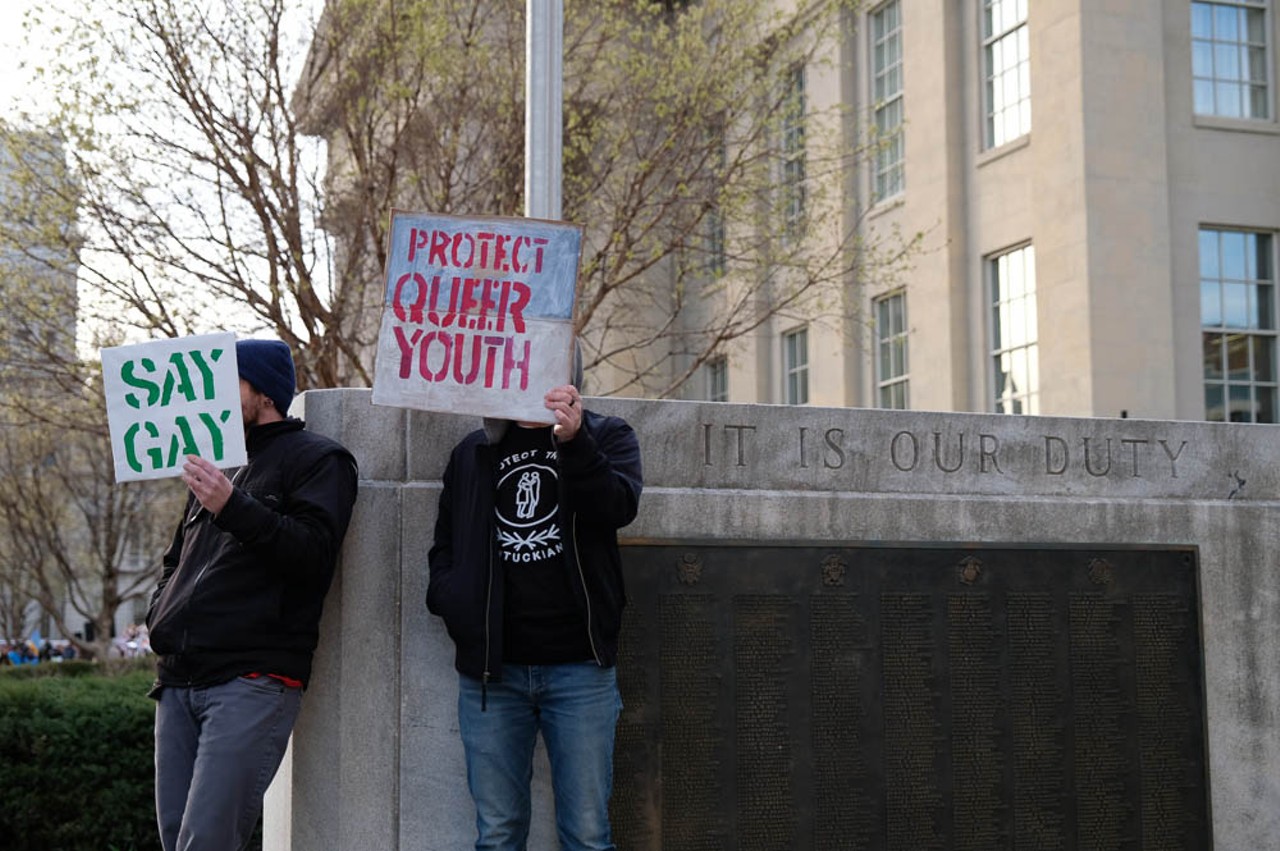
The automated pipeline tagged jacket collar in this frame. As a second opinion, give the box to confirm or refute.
[246,417,305,452]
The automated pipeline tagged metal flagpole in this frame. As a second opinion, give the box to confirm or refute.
[525,0,564,220]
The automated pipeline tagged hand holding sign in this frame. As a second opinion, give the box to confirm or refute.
[545,384,582,441]
[182,455,234,515]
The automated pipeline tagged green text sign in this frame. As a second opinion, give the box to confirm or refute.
[101,333,247,482]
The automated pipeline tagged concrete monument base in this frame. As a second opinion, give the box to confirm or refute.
[265,389,1279,850]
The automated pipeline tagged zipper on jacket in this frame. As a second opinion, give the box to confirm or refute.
[572,514,602,666]
[170,464,248,655]
[550,428,603,667]
[482,535,494,712]
[177,560,216,654]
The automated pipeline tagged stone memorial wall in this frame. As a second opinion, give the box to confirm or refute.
[266,389,1280,851]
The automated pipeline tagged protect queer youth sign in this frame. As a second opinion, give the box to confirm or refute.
[371,210,583,423]
[101,333,247,483]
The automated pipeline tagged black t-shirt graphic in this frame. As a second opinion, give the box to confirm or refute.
[494,425,591,664]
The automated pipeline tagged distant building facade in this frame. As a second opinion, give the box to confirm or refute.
[300,1,1280,423]
[0,127,77,384]
[714,0,1279,422]
[0,126,157,649]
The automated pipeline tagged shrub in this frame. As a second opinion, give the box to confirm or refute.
[0,664,158,851]
[0,658,132,681]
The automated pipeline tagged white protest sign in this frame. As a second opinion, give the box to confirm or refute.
[371,210,582,423]
[101,333,247,482]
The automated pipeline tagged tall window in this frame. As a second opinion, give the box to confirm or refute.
[703,208,726,276]
[702,119,727,276]
[783,326,809,405]
[781,65,807,236]
[1201,228,1276,422]
[983,0,1031,148]
[1192,1,1271,120]
[875,291,909,408]
[706,356,729,402]
[872,1,905,200]
[990,244,1038,414]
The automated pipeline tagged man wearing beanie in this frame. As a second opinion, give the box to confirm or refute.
[146,337,359,851]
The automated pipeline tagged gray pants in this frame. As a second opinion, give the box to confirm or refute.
[155,676,302,851]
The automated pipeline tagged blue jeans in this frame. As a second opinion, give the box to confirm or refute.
[458,663,622,851]
[154,677,302,851]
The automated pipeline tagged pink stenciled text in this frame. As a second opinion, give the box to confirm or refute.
[390,226,555,392]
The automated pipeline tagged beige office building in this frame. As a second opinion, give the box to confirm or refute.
[697,0,1280,423]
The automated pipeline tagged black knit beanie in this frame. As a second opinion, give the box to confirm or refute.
[236,339,296,416]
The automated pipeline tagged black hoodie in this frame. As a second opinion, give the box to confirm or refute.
[147,418,358,689]
[427,410,642,682]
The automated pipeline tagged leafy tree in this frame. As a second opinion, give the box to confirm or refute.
[0,0,919,649]
[0,124,177,657]
[5,0,917,400]
[0,382,181,661]
[5,0,353,389]
[0,564,36,644]
[300,0,921,396]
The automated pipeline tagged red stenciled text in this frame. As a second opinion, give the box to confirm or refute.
[390,226,552,392]
[391,273,534,390]
[392,273,530,333]
[392,329,532,391]
[406,227,549,276]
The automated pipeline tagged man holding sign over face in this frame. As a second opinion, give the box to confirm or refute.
[374,211,640,848]
[144,338,358,851]
[427,344,643,851]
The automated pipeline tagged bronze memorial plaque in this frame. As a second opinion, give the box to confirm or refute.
[609,544,1209,851]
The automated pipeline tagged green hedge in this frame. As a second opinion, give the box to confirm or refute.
[0,662,159,851]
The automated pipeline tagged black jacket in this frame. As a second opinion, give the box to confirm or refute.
[427,410,642,682]
[147,419,358,689]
